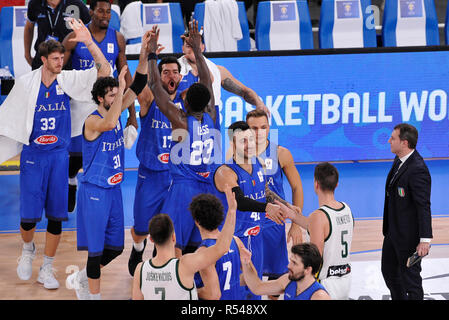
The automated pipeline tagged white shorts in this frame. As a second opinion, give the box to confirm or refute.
[320,274,352,300]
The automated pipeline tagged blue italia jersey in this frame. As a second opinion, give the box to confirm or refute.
[25,80,71,152]
[169,113,216,183]
[196,238,242,300]
[136,92,185,171]
[258,141,285,227]
[72,26,118,74]
[81,110,125,188]
[178,70,197,93]
[225,158,266,237]
[284,280,327,300]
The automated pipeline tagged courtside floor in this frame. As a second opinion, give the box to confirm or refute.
[1,163,448,300]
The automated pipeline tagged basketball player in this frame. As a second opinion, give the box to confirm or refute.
[190,193,246,300]
[213,121,281,300]
[246,109,304,299]
[131,185,237,300]
[127,56,185,276]
[241,242,330,300]
[146,22,218,257]
[13,18,111,290]
[65,34,150,300]
[275,162,354,300]
[62,0,137,213]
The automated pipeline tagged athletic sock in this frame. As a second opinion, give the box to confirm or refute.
[43,255,54,267]
[133,241,145,252]
[23,241,35,252]
[90,293,101,300]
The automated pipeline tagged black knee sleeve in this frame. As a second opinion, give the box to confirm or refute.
[69,155,83,178]
[20,222,36,231]
[100,248,123,267]
[87,255,102,279]
[46,220,62,235]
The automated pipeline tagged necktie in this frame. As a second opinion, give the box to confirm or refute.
[389,159,401,187]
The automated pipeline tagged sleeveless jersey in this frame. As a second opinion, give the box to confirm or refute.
[25,80,71,152]
[199,237,242,300]
[169,113,216,183]
[284,280,327,300]
[72,26,118,74]
[81,110,125,188]
[136,92,184,171]
[140,258,198,300]
[316,202,354,281]
[258,141,284,227]
[225,158,266,237]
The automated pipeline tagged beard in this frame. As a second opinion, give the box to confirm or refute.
[288,270,305,282]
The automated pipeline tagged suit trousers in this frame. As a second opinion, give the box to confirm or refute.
[381,235,424,300]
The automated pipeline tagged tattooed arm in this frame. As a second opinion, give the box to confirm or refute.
[218,65,270,117]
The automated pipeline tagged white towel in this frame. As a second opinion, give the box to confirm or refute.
[204,0,242,52]
[0,66,101,164]
[120,1,143,42]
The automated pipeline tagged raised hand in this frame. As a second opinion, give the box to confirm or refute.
[184,19,202,51]
[224,184,237,213]
[67,18,92,45]
[265,203,283,225]
[118,65,127,91]
[239,245,252,266]
[147,25,160,54]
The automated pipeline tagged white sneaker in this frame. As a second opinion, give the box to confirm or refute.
[17,246,36,281]
[37,264,59,290]
[66,271,90,300]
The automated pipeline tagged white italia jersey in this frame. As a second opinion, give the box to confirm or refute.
[316,202,354,300]
[140,258,198,300]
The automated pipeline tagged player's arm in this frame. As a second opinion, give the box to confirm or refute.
[214,166,280,219]
[218,65,270,117]
[279,146,304,244]
[147,26,186,131]
[196,247,222,300]
[311,289,331,300]
[67,18,111,78]
[24,20,35,66]
[84,66,127,139]
[179,186,237,281]
[240,246,288,296]
[116,31,138,129]
[308,210,329,256]
[132,262,144,300]
[186,20,215,120]
[61,31,77,67]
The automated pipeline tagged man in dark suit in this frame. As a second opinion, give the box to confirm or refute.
[381,123,432,300]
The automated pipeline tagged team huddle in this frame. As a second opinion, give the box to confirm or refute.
[0,1,355,301]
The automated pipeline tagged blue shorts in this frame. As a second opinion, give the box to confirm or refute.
[133,165,171,236]
[262,224,289,277]
[68,135,82,154]
[160,179,213,250]
[76,181,124,257]
[239,232,264,300]
[20,149,69,223]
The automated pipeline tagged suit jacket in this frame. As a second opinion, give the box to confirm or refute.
[383,150,432,250]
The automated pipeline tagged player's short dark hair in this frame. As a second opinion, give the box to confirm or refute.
[38,40,65,58]
[158,56,181,74]
[185,83,210,112]
[246,109,269,123]
[91,76,119,105]
[90,0,111,11]
[189,194,224,231]
[314,162,339,192]
[394,123,418,149]
[149,214,174,246]
[227,121,250,141]
[291,243,322,274]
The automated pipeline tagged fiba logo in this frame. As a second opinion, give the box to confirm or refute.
[344,3,352,13]
[153,8,161,19]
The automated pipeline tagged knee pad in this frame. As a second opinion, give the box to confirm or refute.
[46,220,62,235]
[87,255,102,279]
[100,248,123,267]
[20,222,36,231]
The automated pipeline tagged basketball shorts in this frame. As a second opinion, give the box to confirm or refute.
[239,232,264,300]
[262,223,289,278]
[20,149,69,223]
[320,273,352,300]
[76,181,124,257]
[160,179,213,250]
[133,165,171,236]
